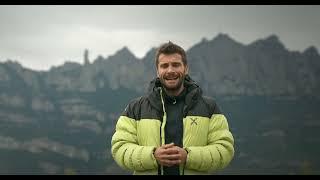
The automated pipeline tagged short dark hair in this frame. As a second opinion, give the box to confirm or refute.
[155,41,187,68]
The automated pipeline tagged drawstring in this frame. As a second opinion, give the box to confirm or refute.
[172,98,176,104]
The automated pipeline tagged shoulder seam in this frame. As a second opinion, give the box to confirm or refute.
[202,96,221,114]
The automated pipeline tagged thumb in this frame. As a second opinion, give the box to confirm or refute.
[162,142,175,149]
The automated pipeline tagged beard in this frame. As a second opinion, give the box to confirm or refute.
[159,72,186,92]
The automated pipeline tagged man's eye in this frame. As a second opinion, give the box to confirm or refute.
[173,63,180,67]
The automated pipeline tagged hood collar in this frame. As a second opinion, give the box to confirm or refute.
[147,75,202,112]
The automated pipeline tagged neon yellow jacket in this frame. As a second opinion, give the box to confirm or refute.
[111,76,234,175]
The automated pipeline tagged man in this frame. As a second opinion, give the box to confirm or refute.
[111,41,234,175]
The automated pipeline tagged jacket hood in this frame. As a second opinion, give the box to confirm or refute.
[147,75,202,114]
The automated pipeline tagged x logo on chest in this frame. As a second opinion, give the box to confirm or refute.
[190,118,198,125]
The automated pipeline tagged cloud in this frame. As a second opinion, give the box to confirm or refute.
[0,5,319,70]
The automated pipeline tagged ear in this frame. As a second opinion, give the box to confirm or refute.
[156,68,160,78]
[185,65,189,75]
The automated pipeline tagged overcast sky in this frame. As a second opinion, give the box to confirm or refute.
[0,5,319,71]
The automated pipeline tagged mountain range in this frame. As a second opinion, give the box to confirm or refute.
[0,33,319,174]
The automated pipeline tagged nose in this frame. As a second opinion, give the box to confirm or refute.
[167,65,174,72]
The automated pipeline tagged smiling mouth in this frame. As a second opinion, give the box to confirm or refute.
[164,75,179,80]
[165,77,178,81]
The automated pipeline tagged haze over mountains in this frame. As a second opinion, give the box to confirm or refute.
[0,34,319,174]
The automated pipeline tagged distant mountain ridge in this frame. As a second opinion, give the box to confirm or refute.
[0,34,320,174]
[1,33,319,97]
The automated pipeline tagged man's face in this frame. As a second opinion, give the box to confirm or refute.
[157,53,188,93]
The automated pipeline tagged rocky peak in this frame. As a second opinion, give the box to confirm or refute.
[49,61,82,73]
[208,33,244,51]
[84,49,90,65]
[111,46,136,61]
[249,34,285,51]
[303,46,319,57]
[200,37,209,43]
[212,33,234,43]
[141,47,157,68]
[264,34,280,43]
[3,60,23,71]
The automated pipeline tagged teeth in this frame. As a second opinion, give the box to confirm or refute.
[166,77,178,80]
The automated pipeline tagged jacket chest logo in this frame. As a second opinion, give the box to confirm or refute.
[190,118,198,125]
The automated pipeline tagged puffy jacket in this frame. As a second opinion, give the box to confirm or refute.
[111,75,234,175]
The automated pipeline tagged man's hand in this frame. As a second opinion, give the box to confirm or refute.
[153,143,188,167]
[173,145,188,164]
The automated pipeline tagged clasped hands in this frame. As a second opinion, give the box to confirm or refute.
[153,143,188,167]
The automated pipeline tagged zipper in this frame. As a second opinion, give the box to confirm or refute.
[159,88,166,175]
